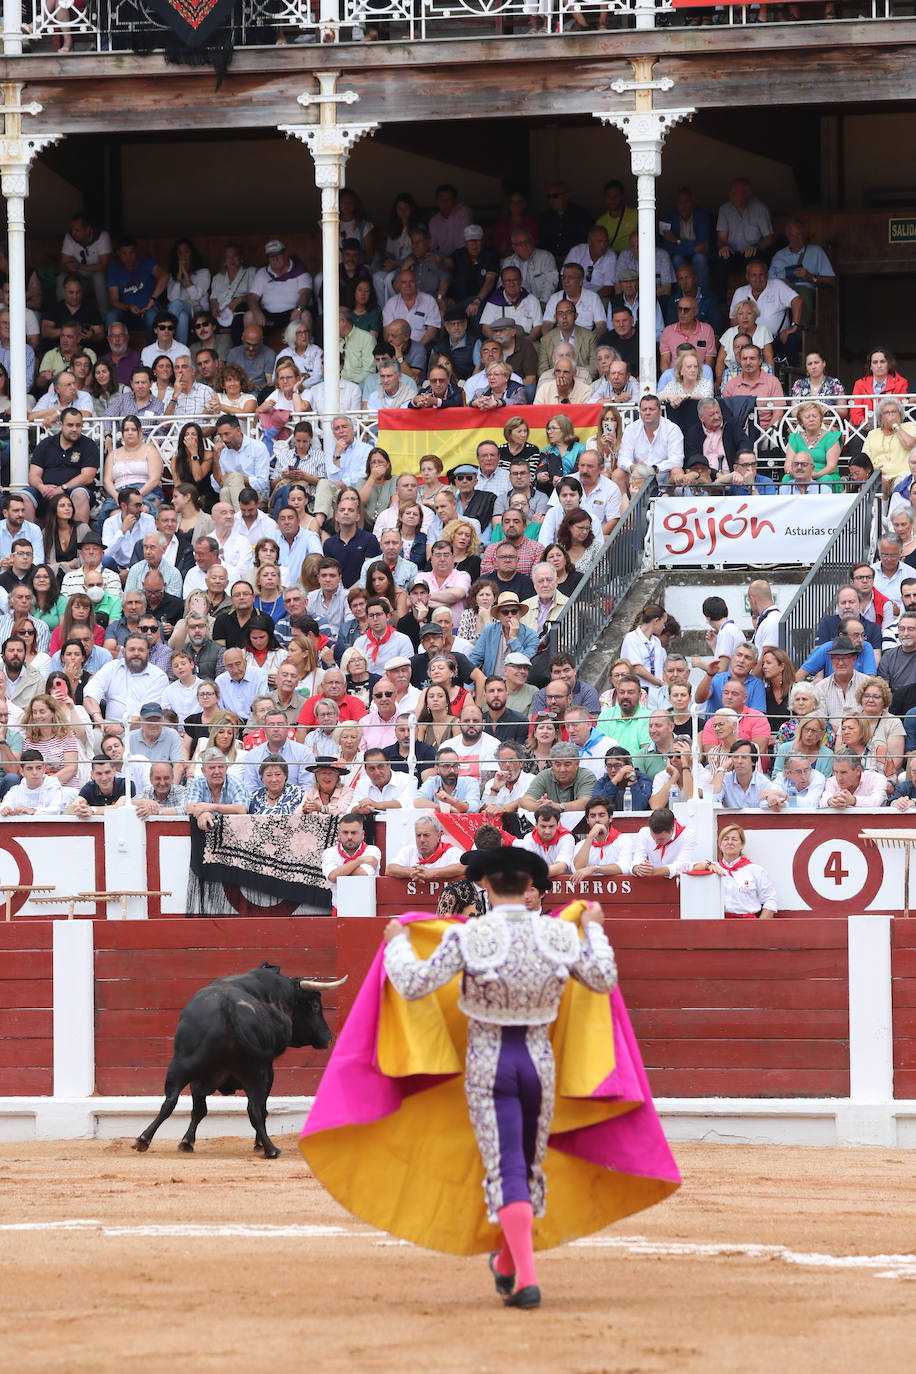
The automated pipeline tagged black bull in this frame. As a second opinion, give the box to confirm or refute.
[133,963,347,1159]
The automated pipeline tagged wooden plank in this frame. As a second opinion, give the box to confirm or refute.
[621,978,849,1011]
[0,952,53,979]
[644,1067,849,1098]
[0,1067,52,1093]
[639,1038,848,1071]
[893,1069,916,1098]
[605,918,849,950]
[96,1063,324,1096]
[0,979,53,1010]
[92,917,335,951]
[0,1039,53,1069]
[0,1009,53,1038]
[615,949,848,980]
[0,924,54,951]
[892,1009,916,1038]
[890,980,916,1009]
[889,950,916,977]
[892,923,916,950]
[630,1008,849,1039]
[891,1041,916,1070]
[94,947,336,979]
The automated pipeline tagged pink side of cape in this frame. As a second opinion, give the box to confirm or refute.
[301,910,681,1187]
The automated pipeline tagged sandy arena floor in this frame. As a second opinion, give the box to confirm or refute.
[0,1136,914,1373]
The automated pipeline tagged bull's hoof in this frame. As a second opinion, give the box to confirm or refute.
[253,1140,263,1151]
[132,1137,149,1152]
[263,1146,281,1159]
[177,1140,194,1153]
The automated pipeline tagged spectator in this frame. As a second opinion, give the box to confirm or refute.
[711,739,769,808]
[814,586,883,654]
[382,716,436,779]
[889,755,916,812]
[850,347,909,430]
[596,674,649,755]
[481,674,528,746]
[480,740,532,815]
[618,394,684,485]
[105,238,167,339]
[819,746,887,809]
[216,647,267,719]
[416,746,480,814]
[387,814,466,881]
[134,760,187,818]
[573,797,631,878]
[350,748,416,812]
[704,824,779,919]
[245,239,312,332]
[185,746,248,828]
[516,802,575,876]
[591,745,653,811]
[23,406,99,528]
[620,604,668,689]
[246,757,306,814]
[67,754,135,817]
[773,709,834,779]
[700,678,771,757]
[504,650,536,714]
[531,652,601,717]
[321,813,381,905]
[518,740,594,815]
[863,400,916,496]
[761,753,825,811]
[631,806,697,878]
[128,702,184,781]
[816,635,871,729]
[878,611,916,717]
[0,748,67,816]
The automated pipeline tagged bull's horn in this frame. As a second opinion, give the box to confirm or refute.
[300,975,349,989]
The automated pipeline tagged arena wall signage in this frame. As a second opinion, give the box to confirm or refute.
[653,495,854,566]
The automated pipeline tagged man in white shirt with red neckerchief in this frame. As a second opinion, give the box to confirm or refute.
[573,797,631,879]
[631,806,697,879]
[321,812,381,908]
[517,803,575,877]
[386,814,466,881]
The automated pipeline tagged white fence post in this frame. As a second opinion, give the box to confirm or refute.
[839,914,894,1146]
[336,874,377,918]
[52,919,95,1097]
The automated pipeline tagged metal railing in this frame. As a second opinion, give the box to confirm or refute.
[549,474,657,669]
[777,468,883,666]
[5,0,901,53]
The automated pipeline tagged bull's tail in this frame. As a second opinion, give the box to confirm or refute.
[223,996,290,1060]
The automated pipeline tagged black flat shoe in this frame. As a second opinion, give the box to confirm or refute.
[504,1285,541,1309]
[489,1252,515,1296]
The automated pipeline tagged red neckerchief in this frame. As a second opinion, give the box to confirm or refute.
[338,840,367,862]
[657,820,685,860]
[720,856,752,875]
[532,825,571,851]
[592,826,621,858]
[418,838,452,865]
[366,624,394,663]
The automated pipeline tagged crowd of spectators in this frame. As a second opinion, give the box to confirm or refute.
[0,176,907,920]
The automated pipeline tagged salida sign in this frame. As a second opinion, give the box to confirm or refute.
[653,495,854,566]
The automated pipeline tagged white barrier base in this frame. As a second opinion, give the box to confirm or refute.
[2,1095,916,1148]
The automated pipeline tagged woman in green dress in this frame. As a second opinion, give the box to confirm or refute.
[784,401,842,490]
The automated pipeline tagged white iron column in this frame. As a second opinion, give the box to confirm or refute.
[596,62,694,393]
[0,84,62,488]
[2,0,24,55]
[280,72,377,416]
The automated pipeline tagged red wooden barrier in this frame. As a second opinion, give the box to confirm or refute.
[892,920,916,1099]
[0,923,53,1093]
[608,918,850,1099]
[93,918,337,1095]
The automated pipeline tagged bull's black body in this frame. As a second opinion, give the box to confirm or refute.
[133,963,335,1159]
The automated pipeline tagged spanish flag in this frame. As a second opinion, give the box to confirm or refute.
[378,404,604,476]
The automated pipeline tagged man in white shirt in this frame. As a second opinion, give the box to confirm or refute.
[0,494,43,565]
[0,751,68,816]
[350,749,417,813]
[324,415,373,488]
[83,635,169,723]
[501,230,558,305]
[480,741,533,815]
[819,748,888,810]
[730,260,800,342]
[354,600,414,672]
[517,804,575,876]
[872,535,909,604]
[631,807,697,878]
[321,813,381,906]
[139,313,191,367]
[589,350,640,404]
[448,703,500,782]
[565,707,614,779]
[573,797,632,877]
[233,487,280,548]
[60,531,123,601]
[761,754,825,811]
[700,595,747,675]
[212,415,270,504]
[543,263,607,332]
[208,501,257,578]
[101,488,156,571]
[124,532,184,597]
[564,228,618,298]
[480,266,544,340]
[381,267,441,347]
[216,648,268,720]
[373,471,436,540]
[748,579,781,653]
[386,814,466,881]
[554,449,621,536]
[246,239,313,328]
[276,505,321,587]
[617,395,685,484]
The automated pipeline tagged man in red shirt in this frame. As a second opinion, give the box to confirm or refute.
[722,343,785,430]
[658,296,716,371]
[295,667,367,728]
[700,677,772,764]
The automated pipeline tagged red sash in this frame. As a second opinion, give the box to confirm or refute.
[366,624,394,663]
[592,826,622,859]
[338,840,367,863]
[531,825,571,851]
[418,838,452,865]
[657,820,685,861]
[720,856,752,876]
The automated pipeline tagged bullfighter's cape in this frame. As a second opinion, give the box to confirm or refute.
[300,901,680,1255]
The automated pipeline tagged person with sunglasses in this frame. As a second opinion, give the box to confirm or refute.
[139,312,191,368]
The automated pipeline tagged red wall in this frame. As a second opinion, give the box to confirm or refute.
[0,923,53,1094]
[93,918,337,1095]
[892,920,916,1100]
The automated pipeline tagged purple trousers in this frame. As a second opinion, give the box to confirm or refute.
[465,1021,555,1223]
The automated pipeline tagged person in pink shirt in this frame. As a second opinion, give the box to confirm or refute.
[426,540,471,629]
[659,297,716,371]
[700,677,772,764]
[819,747,889,809]
[722,343,785,430]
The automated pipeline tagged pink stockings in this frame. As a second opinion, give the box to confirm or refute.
[495,1201,537,1289]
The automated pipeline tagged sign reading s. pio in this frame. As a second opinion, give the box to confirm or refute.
[652,495,854,566]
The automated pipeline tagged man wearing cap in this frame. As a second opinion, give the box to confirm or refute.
[519,741,595,816]
[449,463,498,541]
[480,265,544,342]
[816,636,871,730]
[470,593,538,677]
[450,224,499,320]
[59,530,122,601]
[387,813,467,881]
[486,318,538,394]
[128,703,184,784]
[504,652,536,713]
[536,299,597,380]
[439,306,481,380]
[246,240,313,332]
